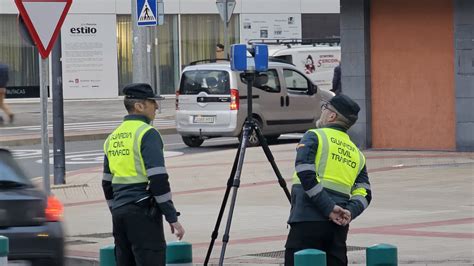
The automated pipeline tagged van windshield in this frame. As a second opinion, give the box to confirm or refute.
[180,70,230,95]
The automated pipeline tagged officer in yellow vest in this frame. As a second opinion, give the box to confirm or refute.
[285,94,371,266]
[102,83,185,266]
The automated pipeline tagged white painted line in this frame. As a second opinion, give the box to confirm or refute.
[33,150,184,165]
[1,118,175,130]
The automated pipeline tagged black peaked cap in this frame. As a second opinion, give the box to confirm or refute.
[123,83,164,100]
[329,94,360,123]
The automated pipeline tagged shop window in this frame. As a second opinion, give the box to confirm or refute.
[0,14,39,97]
[180,14,240,66]
[116,15,179,95]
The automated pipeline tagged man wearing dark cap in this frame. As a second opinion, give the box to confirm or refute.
[102,83,185,266]
[285,94,372,266]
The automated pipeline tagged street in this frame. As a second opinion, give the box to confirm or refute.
[8,133,302,179]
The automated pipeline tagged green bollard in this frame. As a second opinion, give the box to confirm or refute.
[166,241,192,266]
[294,249,326,266]
[0,236,8,266]
[100,244,116,266]
[366,243,398,266]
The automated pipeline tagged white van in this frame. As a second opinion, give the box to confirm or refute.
[268,45,341,91]
[175,60,334,147]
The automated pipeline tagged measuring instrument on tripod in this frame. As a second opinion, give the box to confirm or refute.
[204,43,292,265]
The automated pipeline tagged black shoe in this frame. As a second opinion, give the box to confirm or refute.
[9,114,14,123]
[0,116,3,125]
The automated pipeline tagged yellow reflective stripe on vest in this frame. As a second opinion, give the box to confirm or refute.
[292,128,363,197]
[104,120,153,184]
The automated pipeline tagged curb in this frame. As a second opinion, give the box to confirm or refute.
[0,128,177,147]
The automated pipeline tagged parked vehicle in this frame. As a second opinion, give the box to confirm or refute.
[175,60,334,147]
[268,45,341,91]
[0,149,64,266]
[248,39,341,91]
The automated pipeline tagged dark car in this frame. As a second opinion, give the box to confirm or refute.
[0,149,64,266]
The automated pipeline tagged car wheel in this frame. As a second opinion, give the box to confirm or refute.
[182,136,204,147]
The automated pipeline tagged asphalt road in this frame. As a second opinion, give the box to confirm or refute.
[9,133,302,180]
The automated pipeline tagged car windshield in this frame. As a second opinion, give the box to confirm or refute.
[180,70,230,95]
[0,150,32,187]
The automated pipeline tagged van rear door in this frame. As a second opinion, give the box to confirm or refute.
[177,69,235,131]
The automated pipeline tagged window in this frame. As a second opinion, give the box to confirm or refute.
[240,69,280,93]
[180,14,239,66]
[180,70,230,95]
[283,69,310,92]
[116,15,179,95]
[0,15,39,87]
[0,151,31,185]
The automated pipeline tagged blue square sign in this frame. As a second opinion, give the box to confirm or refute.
[137,0,157,26]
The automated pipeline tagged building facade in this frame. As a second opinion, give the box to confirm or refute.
[0,0,340,98]
[340,0,473,151]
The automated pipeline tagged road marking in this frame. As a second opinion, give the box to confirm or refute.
[32,150,184,165]
[0,118,175,131]
[12,134,296,160]
[279,133,304,139]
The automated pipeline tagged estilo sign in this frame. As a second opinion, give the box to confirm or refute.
[15,0,73,58]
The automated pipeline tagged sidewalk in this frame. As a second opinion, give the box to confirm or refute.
[44,146,474,265]
[0,98,177,146]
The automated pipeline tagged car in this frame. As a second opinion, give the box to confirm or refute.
[175,60,334,147]
[0,149,64,266]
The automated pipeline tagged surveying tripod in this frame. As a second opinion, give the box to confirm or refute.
[204,71,292,265]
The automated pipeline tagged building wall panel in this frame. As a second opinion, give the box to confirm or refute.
[370,0,455,150]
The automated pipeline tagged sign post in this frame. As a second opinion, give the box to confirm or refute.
[157,0,164,26]
[14,0,72,194]
[132,0,156,97]
[216,0,236,57]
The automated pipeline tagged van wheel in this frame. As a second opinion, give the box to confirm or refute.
[182,136,204,147]
[240,120,262,147]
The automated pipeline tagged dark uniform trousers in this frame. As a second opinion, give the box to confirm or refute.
[285,221,349,266]
[111,200,166,266]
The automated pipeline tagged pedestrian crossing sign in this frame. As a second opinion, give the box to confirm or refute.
[137,0,157,26]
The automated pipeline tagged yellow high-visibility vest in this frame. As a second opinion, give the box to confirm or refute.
[292,128,366,197]
[104,120,153,184]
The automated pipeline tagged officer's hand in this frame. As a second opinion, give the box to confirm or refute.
[170,222,185,240]
[340,209,352,226]
[329,205,345,225]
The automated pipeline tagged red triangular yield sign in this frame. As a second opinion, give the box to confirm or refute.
[15,0,72,59]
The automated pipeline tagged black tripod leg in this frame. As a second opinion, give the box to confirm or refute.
[204,145,242,265]
[218,122,252,265]
[254,125,291,202]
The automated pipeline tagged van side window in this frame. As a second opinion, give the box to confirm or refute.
[240,69,280,93]
[283,69,310,93]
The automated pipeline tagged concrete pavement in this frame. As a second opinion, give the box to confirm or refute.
[48,147,473,265]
